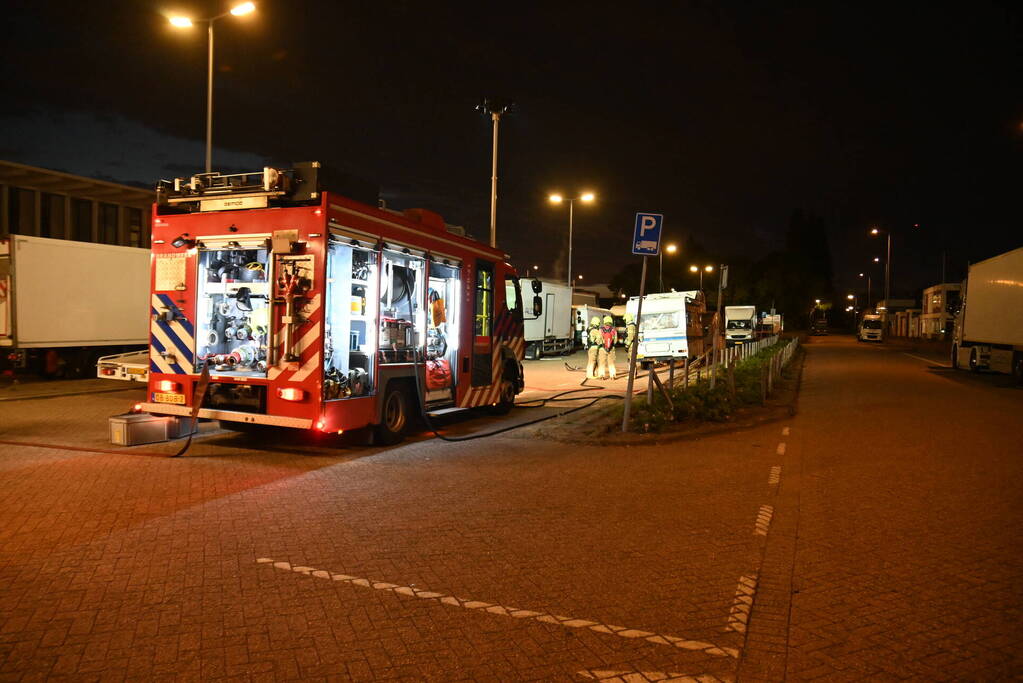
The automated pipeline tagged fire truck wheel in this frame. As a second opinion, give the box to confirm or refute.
[486,377,516,415]
[375,384,410,445]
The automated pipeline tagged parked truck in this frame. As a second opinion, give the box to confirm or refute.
[724,305,757,346]
[571,304,612,348]
[523,279,573,359]
[0,235,149,377]
[951,246,1023,383]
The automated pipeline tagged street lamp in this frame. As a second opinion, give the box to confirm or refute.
[659,243,678,291]
[859,272,872,310]
[869,226,892,305]
[689,264,713,289]
[477,98,514,248]
[548,191,596,287]
[169,2,256,174]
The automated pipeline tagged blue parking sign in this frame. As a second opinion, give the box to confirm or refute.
[632,212,663,255]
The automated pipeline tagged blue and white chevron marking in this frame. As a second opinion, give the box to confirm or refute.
[150,293,195,375]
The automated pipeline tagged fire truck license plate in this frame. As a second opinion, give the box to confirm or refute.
[153,392,186,405]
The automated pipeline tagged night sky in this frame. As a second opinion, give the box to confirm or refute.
[2,1,1020,298]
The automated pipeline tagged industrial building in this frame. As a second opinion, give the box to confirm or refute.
[0,160,154,248]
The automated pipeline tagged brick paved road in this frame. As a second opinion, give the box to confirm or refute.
[740,335,1023,681]
[0,334,1020,680]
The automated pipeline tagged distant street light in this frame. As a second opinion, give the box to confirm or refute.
[689,264,713,289]
[859,272,872,309]
[548,191,596,287]
[869,226,892,304]
[478,98,514,248]
[659,243,678,291]
[169,2,257,174]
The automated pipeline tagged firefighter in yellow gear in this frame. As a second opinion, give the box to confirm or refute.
[586,316,602,379]
[598,315,617,379]
[624,312,637,350]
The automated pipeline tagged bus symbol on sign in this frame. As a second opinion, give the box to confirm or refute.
[632,213,663,255]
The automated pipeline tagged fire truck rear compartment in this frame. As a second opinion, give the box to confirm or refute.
[202,382,266,413]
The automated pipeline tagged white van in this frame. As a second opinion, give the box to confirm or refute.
[858,314,884,342]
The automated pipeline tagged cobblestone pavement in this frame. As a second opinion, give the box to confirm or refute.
[0,335,1020,681]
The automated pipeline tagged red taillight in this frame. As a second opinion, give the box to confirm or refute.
[101,368,115,375]
[156,380,180,392]
[316,419,327,431]
[132,403,143,413]
[277,387,305,402]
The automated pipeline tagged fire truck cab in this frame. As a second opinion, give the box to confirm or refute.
[140,163,525,444]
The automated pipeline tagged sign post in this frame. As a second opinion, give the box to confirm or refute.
[622,212,663,432]
[711,264,728,389]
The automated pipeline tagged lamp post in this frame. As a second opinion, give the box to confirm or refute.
[659,243,677,291]
[869,227,892,305]
[477,98,514,248]
[689,264,713,289]
[859,272,873,310]
[169,2,256,174]
[548,192,595,287]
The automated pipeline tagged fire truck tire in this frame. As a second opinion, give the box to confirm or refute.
[374,384,410,445]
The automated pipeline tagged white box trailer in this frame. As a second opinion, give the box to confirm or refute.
[626,290,703,362]
[0,235,150,377]
[724,305,757,346]
[523,278,573,359]
[952,246,1023,381]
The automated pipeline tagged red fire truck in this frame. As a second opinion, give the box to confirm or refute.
[138,163,526,443]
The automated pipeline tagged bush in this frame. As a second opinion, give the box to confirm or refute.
[623,341,796,432]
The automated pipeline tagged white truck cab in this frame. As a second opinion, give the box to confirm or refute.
[858,314,884,342]
[724,305,757,346]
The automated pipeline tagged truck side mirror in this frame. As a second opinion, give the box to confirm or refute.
[531,278,542,294]
[532,296,543,317]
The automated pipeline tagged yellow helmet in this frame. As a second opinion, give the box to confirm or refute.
[602,315,613,324]
[590,316,601,327]
[624,313,634,323]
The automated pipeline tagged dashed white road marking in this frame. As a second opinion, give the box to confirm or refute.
[768,466,781,485]
[775,442,786,456]
[725,574,757,634]
[578,669,731,682]
[781,426,790,436]
[754,506,774,536]
[257,558,739,658]
[902,352,951,368]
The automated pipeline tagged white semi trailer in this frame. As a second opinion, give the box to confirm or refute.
[724,305,757,346]
[0,235,150,377]
[523,278,573,359]
[951,246,1023,382]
